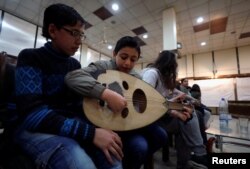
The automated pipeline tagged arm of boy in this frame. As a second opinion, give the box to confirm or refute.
[65,62,125,163]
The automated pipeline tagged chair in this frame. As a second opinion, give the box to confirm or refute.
[0,52,35,169]
[0,52,17,129]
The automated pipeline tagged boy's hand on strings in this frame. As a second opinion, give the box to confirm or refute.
[101,88,127,113]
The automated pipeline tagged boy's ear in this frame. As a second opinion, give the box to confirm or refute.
[48,24,57,39]
[113,51,116,58]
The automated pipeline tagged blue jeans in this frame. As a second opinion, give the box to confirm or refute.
[13,130,122,169]
[119,124,167,169]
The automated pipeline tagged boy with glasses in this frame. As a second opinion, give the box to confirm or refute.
[14,3,122,169]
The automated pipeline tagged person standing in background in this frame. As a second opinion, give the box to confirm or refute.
[14,3,122,169]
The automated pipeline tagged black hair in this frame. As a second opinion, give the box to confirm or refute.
[152,50,177,90]
[190,84,201,92]
[190,84,201,99]
[42,3,85,40]
[114,36,141,58]
[175,80,181,90]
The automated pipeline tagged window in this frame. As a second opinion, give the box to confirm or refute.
[0,13,36,56]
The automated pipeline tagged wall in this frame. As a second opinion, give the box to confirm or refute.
[178,46,250,107]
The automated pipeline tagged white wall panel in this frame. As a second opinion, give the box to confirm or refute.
[236,77,250,100]
[193,52,213,77]
[214,48,237,76]
[186,54,193,77]
[189,78,235,107]
[238,45,250,74]
[177,56,187,79]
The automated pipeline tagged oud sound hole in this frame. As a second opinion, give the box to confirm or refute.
[121,108,129,118]
[132,89,147,113]
[99,100,105,107]
[122,81,129,90]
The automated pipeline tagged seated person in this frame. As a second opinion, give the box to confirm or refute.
[190,84,212,144]
[180,78,191,95]
[65,36,167,169]
[13,3,122,169]
[141,51,208,169]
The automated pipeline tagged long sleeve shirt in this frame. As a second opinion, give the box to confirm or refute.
[65,59,140,98]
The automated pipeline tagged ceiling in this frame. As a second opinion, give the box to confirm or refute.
[0,0,250,63]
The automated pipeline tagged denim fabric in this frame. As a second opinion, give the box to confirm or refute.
[85,145,122,169]
[13,130,122,169]
[119,124,167,169]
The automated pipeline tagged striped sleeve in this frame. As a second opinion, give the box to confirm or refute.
[21,105,95,142]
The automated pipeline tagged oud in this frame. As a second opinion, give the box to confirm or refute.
[83,70,184,131]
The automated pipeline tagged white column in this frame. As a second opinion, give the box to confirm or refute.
[162,8,177,50]
[80,44,88,67]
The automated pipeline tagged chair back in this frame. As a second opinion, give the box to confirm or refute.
[0,52,17,128]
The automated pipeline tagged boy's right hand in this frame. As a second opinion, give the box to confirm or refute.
[93,128,123,164]
[101,89,127,113]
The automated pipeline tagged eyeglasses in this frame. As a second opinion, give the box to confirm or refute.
[62,27,86,41]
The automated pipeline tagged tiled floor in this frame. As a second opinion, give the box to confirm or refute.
[153,147,177,169]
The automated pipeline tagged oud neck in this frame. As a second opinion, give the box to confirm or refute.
[163,101,183,111]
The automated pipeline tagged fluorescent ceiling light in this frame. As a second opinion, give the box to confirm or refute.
[112,3,119,11]
[197,17,204,23]
[177,42,182,49]
[142,34,148,39]
[201,42,206,46]
[108,45,113,50]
